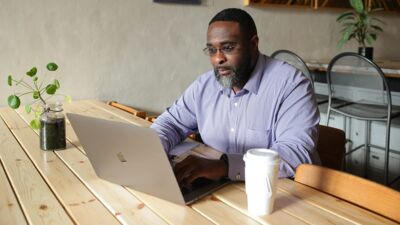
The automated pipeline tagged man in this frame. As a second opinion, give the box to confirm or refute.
[151,8,320,187]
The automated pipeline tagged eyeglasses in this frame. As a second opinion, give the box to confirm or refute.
[202,43,239,56]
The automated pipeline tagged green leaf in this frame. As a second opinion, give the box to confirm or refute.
[33,76,38,81]
[365,33,374,45]
[64,95,72,103]
[7,75,12,86]
[26,67,37,77]
[46,84,57,95]
[343,26,355,41]
[337,38,347,49]
[25,104,32,114]
[54,79,60,89]
[350,0,364,14]
[30,119,41,129]
[34,110,42,118]
[337,12,354,22]
[7,95,21,109]
[33,91,40,99]
[46,62,58,71]
[370,25,383,32]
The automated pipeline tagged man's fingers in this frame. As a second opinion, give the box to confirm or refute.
[174,155,195,172]
[182,170,202,187]
[176,166,195,184]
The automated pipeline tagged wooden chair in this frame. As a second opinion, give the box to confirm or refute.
[295,164,400,223]
[316,125,345,170]
[106,101,146,119]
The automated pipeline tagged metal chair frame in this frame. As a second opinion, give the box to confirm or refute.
[326,52,394,185]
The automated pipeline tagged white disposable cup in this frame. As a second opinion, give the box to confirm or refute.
[243,148,280,216]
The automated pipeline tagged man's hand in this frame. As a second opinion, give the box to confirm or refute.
[174,155,228,188]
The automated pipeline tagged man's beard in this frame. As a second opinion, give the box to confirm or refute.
[214,55,253,90]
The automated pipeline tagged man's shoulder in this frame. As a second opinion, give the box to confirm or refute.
[262,55,306,85]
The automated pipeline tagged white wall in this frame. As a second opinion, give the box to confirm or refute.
[1,0,399,113]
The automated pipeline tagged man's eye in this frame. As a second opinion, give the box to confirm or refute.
[208,47,217,54]
[222,45,235,52]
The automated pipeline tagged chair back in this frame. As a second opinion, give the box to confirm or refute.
[326,52,392,116]
[295,164,400,223]
[271,49,314,88]
[316,125,345,170]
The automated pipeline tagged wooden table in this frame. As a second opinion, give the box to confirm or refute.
[306,59,400,78]
[0,100,396,225]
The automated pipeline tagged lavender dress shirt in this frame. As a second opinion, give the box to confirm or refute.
[151,53,320,180]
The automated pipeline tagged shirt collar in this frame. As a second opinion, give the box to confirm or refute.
[241,53,264,95]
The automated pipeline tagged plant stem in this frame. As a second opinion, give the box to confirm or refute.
[17,91,34,98]
[13,79,35,91]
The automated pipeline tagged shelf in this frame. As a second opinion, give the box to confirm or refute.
[244,0,400,12]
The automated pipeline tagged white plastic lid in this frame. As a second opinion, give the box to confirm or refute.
[243,148,280,164]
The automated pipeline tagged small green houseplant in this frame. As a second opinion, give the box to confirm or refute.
[337,0,384,59]
[7,62,71,150]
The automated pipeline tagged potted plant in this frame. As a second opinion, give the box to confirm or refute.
[337,0,384,60]
[6,63,71,150]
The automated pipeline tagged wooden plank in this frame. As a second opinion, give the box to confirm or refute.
[191,195,261,225]
[81,99,151,127]
[212,185,307,225]
[0,108,121,225]
[126,188,215,225]
[278,179,399,225]
[231,183,355,225]
[0,112,74,225]
[10,107,168,225]
[0,160,27,225]
[90,100,151,127]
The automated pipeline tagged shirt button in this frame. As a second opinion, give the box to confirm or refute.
[234,102,238,107]
[230,128,235,132]
[235,173,241,180]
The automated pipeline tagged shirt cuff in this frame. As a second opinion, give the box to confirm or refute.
[226,153,296,181]
[226,153,245,181]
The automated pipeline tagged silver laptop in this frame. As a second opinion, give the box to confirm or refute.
[67,113,231,205]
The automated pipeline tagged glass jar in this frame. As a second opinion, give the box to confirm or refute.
[40,102,66,150]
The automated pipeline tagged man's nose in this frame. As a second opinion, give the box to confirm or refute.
[214,50,227,65]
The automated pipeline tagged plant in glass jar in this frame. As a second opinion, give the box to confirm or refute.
[6,62,71,150]
[336,0,384,60]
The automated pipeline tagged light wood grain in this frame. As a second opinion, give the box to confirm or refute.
[0,108,121,225]
[295,164,400,224]
[213,185,307,225]
[192,195,260,225]
[232,183,355,225]
[278,179,399,225]
[0,112,74,225]
[12,106,168,225]
[0,160,27,225]
[127,188,214,225]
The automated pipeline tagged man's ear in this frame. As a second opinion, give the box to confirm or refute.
[250,35,259,51]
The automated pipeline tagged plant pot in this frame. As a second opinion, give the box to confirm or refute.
[40,103,66,150]
[358,47,373,60]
